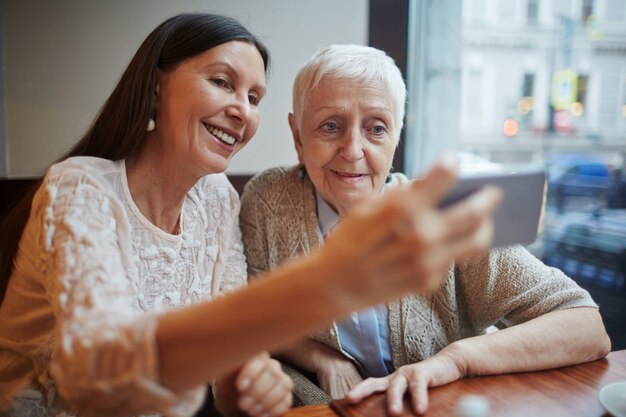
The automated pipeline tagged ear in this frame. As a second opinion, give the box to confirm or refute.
[288,113,304,164]
[154,70,163,110]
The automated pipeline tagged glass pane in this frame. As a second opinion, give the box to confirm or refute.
[455,0,626,348]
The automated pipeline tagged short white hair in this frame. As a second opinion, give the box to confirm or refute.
[292,44,406,138]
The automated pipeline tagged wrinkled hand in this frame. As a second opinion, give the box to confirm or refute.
[319,155,502,311]
[214,352,293,417]
[317,357,363,399]
[345,353,463,416]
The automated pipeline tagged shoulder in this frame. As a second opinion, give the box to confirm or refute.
[41,157,120,199]
[30,158,127,249]
[241,165,303,201]
[47,156,119,178]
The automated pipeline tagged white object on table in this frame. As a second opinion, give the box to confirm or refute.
[456,394,490,417]
[599,381,626,417]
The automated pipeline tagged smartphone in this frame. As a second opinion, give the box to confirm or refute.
[438,168,546,248]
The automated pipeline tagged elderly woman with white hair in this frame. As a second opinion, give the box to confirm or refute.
[239,44,610,415]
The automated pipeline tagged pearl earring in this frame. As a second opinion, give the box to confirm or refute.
[147,118,156,132]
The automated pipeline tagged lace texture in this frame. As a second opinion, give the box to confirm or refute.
[0,157,247,417]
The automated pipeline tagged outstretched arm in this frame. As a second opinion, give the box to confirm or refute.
[156,157,502,394]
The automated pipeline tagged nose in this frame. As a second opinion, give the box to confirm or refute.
[225,92,251,124]
[339,127,365,161]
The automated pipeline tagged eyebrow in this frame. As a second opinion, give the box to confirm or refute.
[204,62,266,93]
[313,105,393,113]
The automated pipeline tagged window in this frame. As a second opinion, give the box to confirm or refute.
[604,0,625,22]
[464,68,484,122]
[463,0,485,24]
[582,0,594,23]
[405,0,626,350]
[573,74,588,116]
[522,73,535,98]
[622,71,626,120]
[527,0,539,26]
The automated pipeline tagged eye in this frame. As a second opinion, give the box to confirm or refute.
[211,78,230,90]
[321,121,338,133]
[371,125,386,134]
[369,123,389,138]
[248,93,260,106]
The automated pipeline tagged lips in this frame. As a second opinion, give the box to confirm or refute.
[331,169,365,178]
[204,123,237,145]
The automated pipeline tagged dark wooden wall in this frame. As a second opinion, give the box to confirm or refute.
[369,0,409,174]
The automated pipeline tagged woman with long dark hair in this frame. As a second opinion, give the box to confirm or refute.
[0,13,502,417]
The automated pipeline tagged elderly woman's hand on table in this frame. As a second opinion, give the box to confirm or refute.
[344,349,462,415]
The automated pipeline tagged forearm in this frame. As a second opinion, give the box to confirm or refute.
[156,252,342,392]
[444,307,611,377]
[278,338,348,373]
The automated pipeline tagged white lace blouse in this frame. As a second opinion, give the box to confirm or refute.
[0,157,248,417]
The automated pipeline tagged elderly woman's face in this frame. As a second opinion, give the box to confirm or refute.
[291,77,398,216]
[154,41,266,176]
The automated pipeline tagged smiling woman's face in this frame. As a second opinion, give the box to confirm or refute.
[154,40,266,177]
[290,77,398,216]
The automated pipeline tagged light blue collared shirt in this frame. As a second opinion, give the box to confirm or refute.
[315,191,394,378]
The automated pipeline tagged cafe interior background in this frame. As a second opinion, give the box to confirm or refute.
[1,0,625,349]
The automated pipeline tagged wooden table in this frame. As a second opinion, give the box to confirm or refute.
[284,349,626,417]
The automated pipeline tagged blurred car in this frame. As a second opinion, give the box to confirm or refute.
[545,155,618,211]
[541,208,626,287]
[548,161,612,198]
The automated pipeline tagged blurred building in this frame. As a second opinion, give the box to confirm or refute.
[459,0,626,166]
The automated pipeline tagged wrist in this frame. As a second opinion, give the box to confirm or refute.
[438,340,470,379]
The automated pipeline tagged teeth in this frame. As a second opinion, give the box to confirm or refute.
[336,171,362,177]
[206,124,236,145]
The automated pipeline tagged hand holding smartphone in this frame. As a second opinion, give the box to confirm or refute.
[438,169,546,248]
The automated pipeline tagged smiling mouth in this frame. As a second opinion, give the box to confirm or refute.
[204,123,236,145]
[332,170,365,178]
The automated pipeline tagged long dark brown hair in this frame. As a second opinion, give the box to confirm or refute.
[0,13,270,303]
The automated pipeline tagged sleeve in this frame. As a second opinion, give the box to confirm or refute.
[455,245,597,331]
[215,186,248,295]
[36,167,203,417]
[239,180,273,279]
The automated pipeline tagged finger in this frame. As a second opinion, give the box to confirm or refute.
[386,376,408,416]
[345,377,389,403]
[267,393,293,417]
[450,219,495,262]
[266,393,293,417]
[239,359,285,410]
[408,375,430,415]
[236,352,270,392]
[410,153,460,206]
[247,374,292,417]
[440,186,503,242]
